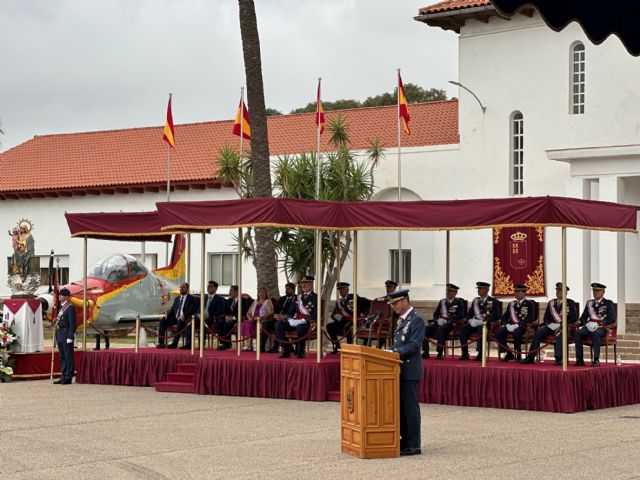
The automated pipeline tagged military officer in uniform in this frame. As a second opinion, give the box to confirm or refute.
[521,282,578,365]
[389,289,424,456]
[374,279,398,301]
[327,282,354,353]
[575,282,616,367]
[276,275,317,359]
[459,282,500,361]
[495,284,536,362]
[423,283,466,359]
[54,287,76,384]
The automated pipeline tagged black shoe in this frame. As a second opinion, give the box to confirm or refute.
[53,379,64,384]
[436,351,444,360]
[474,353,482,361]
[400,448,422,456]
[296,352,305,359]
[520,355,535,364]
[61,378,72,385]
[216,344,229,351]
[554,358,562,366]
[267,347,279,353]
[167,343,178,349]
[592,359,600,367]
[156,344,166,349]
[422,352,430,359]
[279,352,291,359]
[179,345,191,350]
[502,352,515,362]
[459,353,469,361]
[516,354,522,363]
[575,358,585,366]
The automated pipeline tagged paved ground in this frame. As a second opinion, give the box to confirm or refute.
[2,380,640,480]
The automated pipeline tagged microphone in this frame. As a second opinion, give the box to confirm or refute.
[366,311,383,347]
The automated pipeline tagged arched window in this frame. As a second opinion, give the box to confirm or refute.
[511,111,524,195]
[571,42,585,114]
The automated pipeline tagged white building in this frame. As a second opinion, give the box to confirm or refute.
[2,0,640,333]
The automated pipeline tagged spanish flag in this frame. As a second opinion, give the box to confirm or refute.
[162,94,175,148]
[398,73,410,135]
[315,79,325,134]
[232,98,251,140]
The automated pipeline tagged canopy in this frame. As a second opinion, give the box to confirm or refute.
[491,0,640,57]
[156,196,638,233]
[65,211,178,242]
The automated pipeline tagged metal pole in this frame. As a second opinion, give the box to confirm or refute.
[237,228,243,357]
[141,242,146,267]
[165,94,172,265]
[481,320,487,368]
[352,230,358,344]
[135,315,140,354]
[186,234,191,286]
[315,77,323,363]
[82,236,87,351]
[397,68,403,290]
[199,232,206,358]
[335,232,341,303]
[446,230,451,285]
[562,227,568,372]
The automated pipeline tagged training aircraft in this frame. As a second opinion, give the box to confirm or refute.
[39,235,185,332]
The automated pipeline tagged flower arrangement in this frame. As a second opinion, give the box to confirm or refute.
[0,321,18,382]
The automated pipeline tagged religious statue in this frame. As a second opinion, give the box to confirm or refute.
[7,218,40,296]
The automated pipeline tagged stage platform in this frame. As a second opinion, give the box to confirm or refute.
[17,348,639,413]
[12,349,83,380]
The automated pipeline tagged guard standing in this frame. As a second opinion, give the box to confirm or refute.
[389,289,424,456]
[423,283,466,359]
[495,284,536,362]
[575,282,616,367]
[54,287,76,385]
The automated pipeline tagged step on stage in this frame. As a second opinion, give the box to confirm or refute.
[72,349,640,413]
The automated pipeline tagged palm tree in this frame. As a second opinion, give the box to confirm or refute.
[238,0,280,297]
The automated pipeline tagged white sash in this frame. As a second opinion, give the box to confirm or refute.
[587,300,602,322]
[439,299,449,320]
[550,299,562,323]
[473,298,482,319]
[297,294,311,317]
[56,302,71,323]
[509,301,519,324]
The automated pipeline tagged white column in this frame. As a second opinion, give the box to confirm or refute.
[566,178,590,303]
[598,176,626,334]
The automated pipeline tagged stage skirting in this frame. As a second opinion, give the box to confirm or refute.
[73,349,640,412]
[12,350,83,379]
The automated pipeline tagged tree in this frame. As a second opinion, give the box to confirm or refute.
[238,0,280,298]
[215,115,381,306]
[265,108,282,116]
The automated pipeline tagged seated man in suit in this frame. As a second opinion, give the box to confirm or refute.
[521,282,578,365]
[495,284,536,362]
[215,285,252,350]
[266,282,296,353]
[575,282,616,367]
[423,283,466,359]
[157,282,199,349]
[276,275,317,359]
[459,281,501,361]
[327,282,354,353]
[200,280,226,341]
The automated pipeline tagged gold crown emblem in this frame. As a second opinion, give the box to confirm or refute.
[510,231,527,241]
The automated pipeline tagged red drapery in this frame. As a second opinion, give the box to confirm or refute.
[65,211,176,242]
[155,196,638,232]
[493,226,545,296]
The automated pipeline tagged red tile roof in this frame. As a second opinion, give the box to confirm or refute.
[419,0,492,15]
[0,100,458,196]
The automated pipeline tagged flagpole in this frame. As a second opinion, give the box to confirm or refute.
[397,69,403,290]
[165,92,172,265]
[315,77,323,363]
[237,87,245,358]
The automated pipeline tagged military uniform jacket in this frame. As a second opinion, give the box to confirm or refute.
[501,299,536,325]
[432,297,466,324]
[392,308,425,381]
[543,298,578,326]
[579,298,616,326]
[55,302,77,342]
[467,296,501,323]
[288,291,318,321]
[332,294,353,320]
[203,294,226,320]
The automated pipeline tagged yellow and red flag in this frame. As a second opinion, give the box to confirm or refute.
[398,72,410,135]
[232,98,251,140]
[315,79,325,134]
[162,95,176,148]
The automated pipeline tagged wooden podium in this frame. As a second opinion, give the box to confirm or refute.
[340,344,401,458]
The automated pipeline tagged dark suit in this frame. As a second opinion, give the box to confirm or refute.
[202,293,226,341]
[459,296,500,355]
[276,291,317,356]
[575,298,616,361]
[392,307,425,451]
[214,296,252,349]
[263,294,295,351]
[158,294,200,347]
[529,298,577,359]
[495,299,536,355]
[55,302,77,381]
[423,297,466,356]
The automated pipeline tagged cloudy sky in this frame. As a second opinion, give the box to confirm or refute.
[0,0,457,151]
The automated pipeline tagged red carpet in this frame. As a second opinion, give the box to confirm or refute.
[70,348,640,412]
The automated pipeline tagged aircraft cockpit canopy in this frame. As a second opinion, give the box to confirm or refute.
[88,254,148,283]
